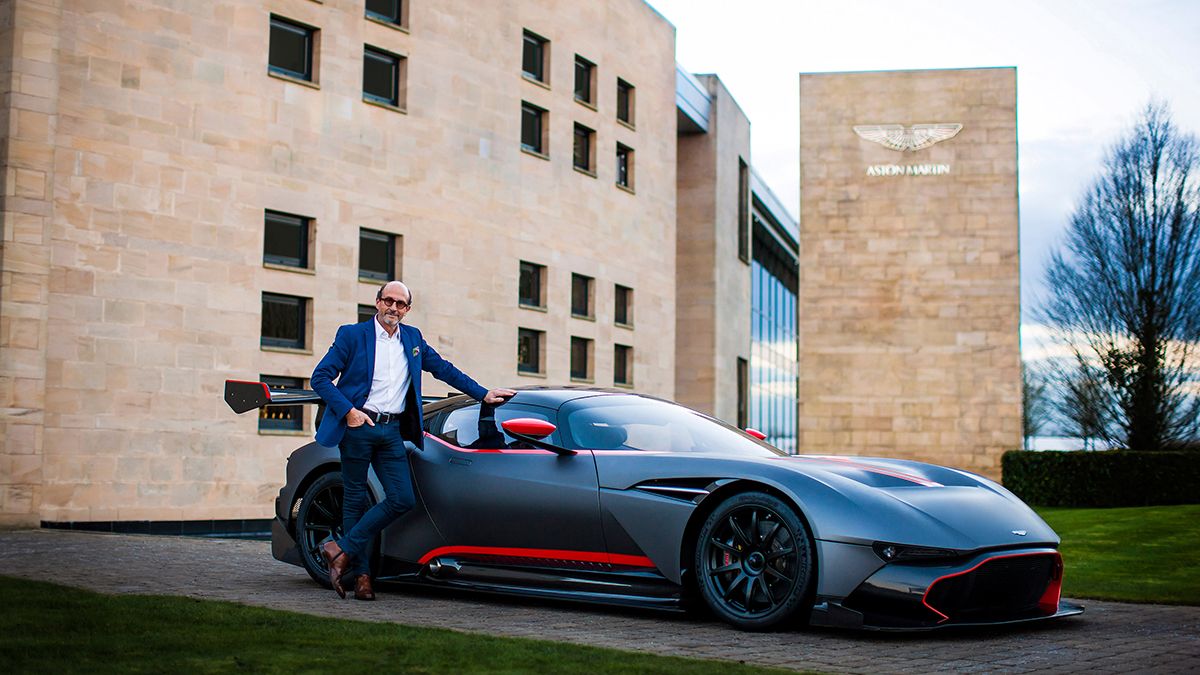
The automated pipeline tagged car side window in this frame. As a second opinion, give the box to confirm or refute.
[435,403,558,449]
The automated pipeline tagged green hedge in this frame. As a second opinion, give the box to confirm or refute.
[1001,450,1200,507]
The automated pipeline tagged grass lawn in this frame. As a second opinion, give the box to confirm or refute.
[1036,504,1200,605]
[0,576,793,674]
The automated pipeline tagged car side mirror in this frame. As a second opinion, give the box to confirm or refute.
[745,428,767,441]
[502,418,557,439]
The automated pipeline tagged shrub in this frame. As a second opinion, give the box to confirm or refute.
[1001,450,1200,507]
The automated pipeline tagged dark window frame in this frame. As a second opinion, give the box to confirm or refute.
[570,336,593,382]
[365,0,406,27]
[263,210,311,269]
[571,273,594,319]
[616,143,634,190]
[573,123,595,173]
[522,29,549,83]
[616,78,635,127]
[738,158,750,263]
[358,228,397,282]
[574,55,595,106]
[358,303,376,323]
[363,45,405,109]
[614,284,633,327]
[259,374,306,432]
[519,260,546,308]
[521,101,547,155]
[268,15,316,82]
[614,344,633,386]
[737,357,749,429]
[517,327,545,375]
[261,292,308,350]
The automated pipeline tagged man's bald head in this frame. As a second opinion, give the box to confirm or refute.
[377,281,412,304]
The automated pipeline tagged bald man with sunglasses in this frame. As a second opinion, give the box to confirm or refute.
[310,280,515,600]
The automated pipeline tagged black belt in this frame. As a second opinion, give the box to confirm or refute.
[364,409,404,424]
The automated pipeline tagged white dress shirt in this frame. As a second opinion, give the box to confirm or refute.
[363,317,411,415]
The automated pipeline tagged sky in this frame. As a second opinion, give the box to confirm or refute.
[645,0,1200,334]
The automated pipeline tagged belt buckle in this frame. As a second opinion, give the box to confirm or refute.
[379,412,393,424]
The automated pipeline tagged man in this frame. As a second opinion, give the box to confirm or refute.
[310,280,515,600]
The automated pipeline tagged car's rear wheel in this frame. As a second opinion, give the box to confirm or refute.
[695,491,813,630]
[295,472,344,587]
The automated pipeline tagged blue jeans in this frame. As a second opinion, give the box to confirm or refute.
[336,421,416,576]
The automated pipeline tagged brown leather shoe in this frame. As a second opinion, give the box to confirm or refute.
[320,540,350,599]
[353,574,375,601]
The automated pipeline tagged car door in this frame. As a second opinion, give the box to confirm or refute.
[411,401,606,558]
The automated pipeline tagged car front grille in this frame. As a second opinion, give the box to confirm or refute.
[924,553,1060,622]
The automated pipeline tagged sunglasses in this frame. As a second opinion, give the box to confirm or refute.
[378,297,410,309]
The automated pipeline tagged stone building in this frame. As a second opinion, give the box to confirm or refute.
[798,67,1021,475]
[0,1,1016,529]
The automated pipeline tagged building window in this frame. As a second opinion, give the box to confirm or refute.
[616,143,634,190]
[574,55,595,105]
[363,46,405,109]
[259,375,305,432]
[573,123,595,173]
[358,304,376,323]
[737,357,749,429]
[263,210,310,269]
[365,0,405,27]
[614,344,633,386]
[614,284,633,326]
[616,78,634,127]
[359,229,397,282]
[570,337,593,381]
[751,218,800,453]
[517,328,544,374]
[261,292,308,350]
[519,261,546,308]
[269,16,316,82]
[522,29,548,84]
[738,158,750,263]
[571,273,593,319]
[521,102,547,155]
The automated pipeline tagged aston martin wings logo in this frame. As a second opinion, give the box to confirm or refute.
[853,123,963,152]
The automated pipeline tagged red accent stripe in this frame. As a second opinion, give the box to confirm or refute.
[921,551,1063,623]
[796,455,944,487]
[227,379,272,402]
[417,545,654,568]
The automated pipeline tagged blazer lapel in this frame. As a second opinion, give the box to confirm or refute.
[399,324,416,368]
[363,319,376,379]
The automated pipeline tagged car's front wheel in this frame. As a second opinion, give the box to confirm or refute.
[295,472,344,587]
[695,491,814,630]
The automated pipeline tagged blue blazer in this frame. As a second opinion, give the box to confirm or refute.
[311,319,487,448]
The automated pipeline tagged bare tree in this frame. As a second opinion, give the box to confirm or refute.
[1054,358,1112,450]
[1042,102,1200,450]
[1022,361,1053,449]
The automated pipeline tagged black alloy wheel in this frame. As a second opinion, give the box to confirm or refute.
[695,491,813,630]
[296,472,345,587]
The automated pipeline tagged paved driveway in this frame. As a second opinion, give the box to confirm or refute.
[1,530,1196,673]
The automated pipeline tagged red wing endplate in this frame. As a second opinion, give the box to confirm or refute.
[224,379,323,414]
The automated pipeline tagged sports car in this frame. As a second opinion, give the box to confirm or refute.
[225,382,1083,631]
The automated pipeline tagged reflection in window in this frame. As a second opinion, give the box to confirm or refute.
[259,375,304,431]
[437,403,556,448]
[261,292,307,349]
[750,216,799,453]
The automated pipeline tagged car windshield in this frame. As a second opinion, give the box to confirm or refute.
[561,395,785,458]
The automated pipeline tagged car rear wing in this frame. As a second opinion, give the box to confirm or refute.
[223,379,462,414]
[224,380,323,414]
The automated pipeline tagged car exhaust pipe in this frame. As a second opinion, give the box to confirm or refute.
[427,558,461,578]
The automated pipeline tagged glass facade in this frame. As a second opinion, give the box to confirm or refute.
[750,217,799,453]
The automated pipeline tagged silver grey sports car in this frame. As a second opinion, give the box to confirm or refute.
[227,383,1083,631]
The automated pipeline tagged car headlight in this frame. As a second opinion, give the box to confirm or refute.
[872,542,958,563]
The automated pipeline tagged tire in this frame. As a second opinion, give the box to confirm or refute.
[694,491,814,630]
[295,472,344,588]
